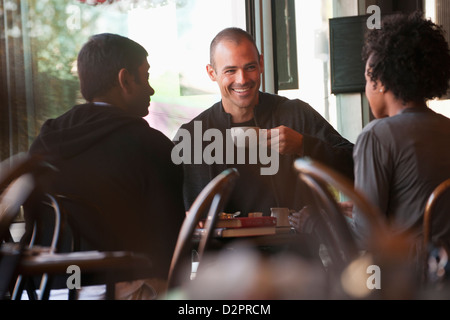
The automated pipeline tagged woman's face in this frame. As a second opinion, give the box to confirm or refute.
[365,57,388,119]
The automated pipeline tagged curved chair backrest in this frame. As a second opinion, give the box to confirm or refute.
[0,153,53,243]
[167,168,239,290]
[10,193,63,300]
[12,192,156,300]
[0,173,37,300]
[422,178,450,284]
[0,174,35,243]
[1,154,155,300]
[294,158,388,274]
[0,153,54,299]
[0,153,32,193]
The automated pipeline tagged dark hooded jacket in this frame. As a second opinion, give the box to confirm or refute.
[174,92,354,217]
[27,103,185,279]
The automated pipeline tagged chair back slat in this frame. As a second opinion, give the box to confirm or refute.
[423,178,450,285]
[167,168,239,290]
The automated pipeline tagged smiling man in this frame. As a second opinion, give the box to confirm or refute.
[206,31,263,123]
[173,27,354,218]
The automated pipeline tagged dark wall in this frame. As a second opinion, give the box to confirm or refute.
[376,0,423,14]
[329,0,424,94]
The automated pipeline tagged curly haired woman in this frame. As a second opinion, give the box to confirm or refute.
[352,11,450,260]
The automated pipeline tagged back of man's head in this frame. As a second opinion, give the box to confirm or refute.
[77,33,148,102]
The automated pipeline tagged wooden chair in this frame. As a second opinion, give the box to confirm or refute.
[0,153,154,300]
[422,178,450,287]
[0,175,36,299]
[294,158,429,299]
[293,158,389,277]
[167,168,239,291]
[0,153,57,298]
[0,153,53,243]
[0,153,51,194]
[12,193,155,300]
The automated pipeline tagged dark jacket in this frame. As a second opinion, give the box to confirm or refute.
[28,103,185,279]
[174,92,354,216]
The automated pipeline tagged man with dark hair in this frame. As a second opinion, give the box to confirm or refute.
[28,33,185,299]
[173,27,354,217]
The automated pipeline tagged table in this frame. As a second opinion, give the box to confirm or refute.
[193,229,322,262]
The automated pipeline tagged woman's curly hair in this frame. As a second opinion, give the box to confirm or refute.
[362,11,450,104]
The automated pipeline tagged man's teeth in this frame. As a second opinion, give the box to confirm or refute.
[234,88,250,93]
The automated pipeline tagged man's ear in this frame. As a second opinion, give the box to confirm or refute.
[259,54,264,74]
[206,64,217,81]
[118,68,132,94]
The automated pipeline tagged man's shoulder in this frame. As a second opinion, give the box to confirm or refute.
[127,121,174,146]
[257,92,320,124]
[260,92,313,111]
[179,101,223,130]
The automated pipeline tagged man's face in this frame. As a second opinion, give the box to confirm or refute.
[128,59,155,117]
[207,39,264,113]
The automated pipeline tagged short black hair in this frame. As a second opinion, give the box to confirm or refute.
[210,27,260,68]
[362,11,450,104]
[77,33,148,102]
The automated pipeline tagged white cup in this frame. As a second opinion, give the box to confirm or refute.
[270,207,291,227]
[230,126,260,148]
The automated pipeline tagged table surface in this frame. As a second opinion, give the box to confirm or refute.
[194,229,321,261]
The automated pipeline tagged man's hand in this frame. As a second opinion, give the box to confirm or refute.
[267,125,303,156]
[288,201,354,234]
[339,201,354,219]
[288,206,310,233]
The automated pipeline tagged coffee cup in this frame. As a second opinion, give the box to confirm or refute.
[270,207,291,227]
[230,126,260,148]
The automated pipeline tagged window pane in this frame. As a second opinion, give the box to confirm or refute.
[277,0,338,128]
[425,0,450,118]
[17,0,247,148]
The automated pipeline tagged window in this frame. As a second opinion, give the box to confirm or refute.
[0,0,246,162]
[276,0,338,127]
[425,0,450,118]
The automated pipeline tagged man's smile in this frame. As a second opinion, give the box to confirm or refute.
[231,86,253,95]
